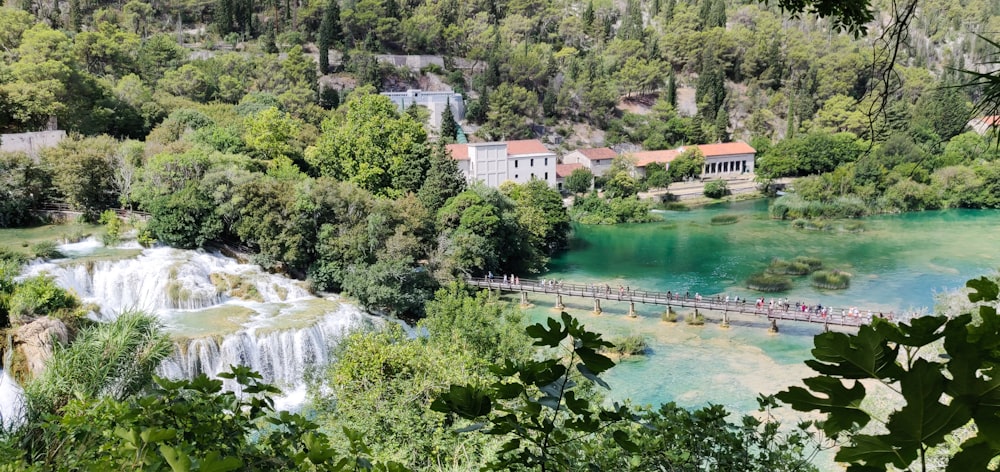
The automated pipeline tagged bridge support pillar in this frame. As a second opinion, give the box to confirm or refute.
[824,320,829,333]
[768,318,779,334]
[555,295,565,310]
[519,291,529,307]
[628,302,637,318]
[721,311,730,328]
[593,298,602,315]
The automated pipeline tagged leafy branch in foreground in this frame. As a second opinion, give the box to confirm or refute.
[777,276,1000,471]
[431,312,635,471]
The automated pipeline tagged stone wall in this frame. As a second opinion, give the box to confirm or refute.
[0,130,66,157]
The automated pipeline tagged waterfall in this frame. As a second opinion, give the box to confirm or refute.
[24,247,314,319]
[158,302,374,391]
[0,370,26,431]
[20,244,378,409]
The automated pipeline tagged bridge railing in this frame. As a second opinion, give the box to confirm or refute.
[465,277,899,327]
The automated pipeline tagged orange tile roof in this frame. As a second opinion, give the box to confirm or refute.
[979,116,1000,126]
[632,149,680,168]
[574,147,617,160]
[697,142,756,157]
[445,143,468,160]
[506,139,551,156]
[556,163,584,177]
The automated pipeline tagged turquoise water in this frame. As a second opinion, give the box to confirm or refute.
[524,201,1000,416]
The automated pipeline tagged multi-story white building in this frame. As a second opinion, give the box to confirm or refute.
[381,89,465,131]
[446,140,557,188]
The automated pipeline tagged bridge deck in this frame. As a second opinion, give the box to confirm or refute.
[466,278,883,328]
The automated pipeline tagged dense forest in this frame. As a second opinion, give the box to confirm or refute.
[2,0,1000,469]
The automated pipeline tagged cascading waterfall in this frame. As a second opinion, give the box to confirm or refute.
[158,302,372,391]
[25,248,313,318]
[21,244,378,408]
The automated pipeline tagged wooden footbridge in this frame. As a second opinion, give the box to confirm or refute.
[466,277,884,331]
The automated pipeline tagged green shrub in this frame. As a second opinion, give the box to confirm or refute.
[811,270,851,289]
[703,180,729,199]
[30,241,63,260]
[0,248,28,265]
[685,309,705,325]
[601,335,648,357]
[99,210,122,246]
[746,272,793,292]
[710,214,739,225]
[8,275,82,324]
[661,306,678,322]
[793,256,823,271]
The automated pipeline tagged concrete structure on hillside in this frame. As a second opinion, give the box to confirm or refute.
[561,147,617,177]
[446,140,557,188]
[381,89,465,132]
[968,116,999,135]
[0,130,66,158]
[625,142,756,179]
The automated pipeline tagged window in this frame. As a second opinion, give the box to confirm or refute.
[531,173,535,179]
[514,160,518,168]
[545,172,549,180]
[530,159,534,166]
[515,174,518,179]
[544,158,548,165]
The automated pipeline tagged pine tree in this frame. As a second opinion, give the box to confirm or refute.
[418,141,467,212]
[440,99,458,142]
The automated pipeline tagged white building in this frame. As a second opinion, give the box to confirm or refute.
[561,147,617,177]
[446,140,557,188]
[381,89,465,131]
[627,142,757,179]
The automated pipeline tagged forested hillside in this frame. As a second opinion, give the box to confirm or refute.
[1,0,997,143]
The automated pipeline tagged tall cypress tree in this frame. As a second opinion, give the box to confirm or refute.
[263,22,278,53]
[665,72,677,108]
[440,99,458,142]
[318,0,341,74]
[583,0,595,27]
[215,0,235,35]
[418,141,466,212]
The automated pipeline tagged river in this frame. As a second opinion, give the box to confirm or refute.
[523,199,1000,415]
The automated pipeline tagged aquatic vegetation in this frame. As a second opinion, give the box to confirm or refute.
[661,306,678,322]
[209,272,264,302]
[30,241,62,260]
[600,334,648,358]
[710,214,739,225]
[746,272,794,292]
[685,309,705,325]
[811,270,851,289]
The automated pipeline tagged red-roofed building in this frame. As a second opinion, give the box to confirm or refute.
[627,143,756,178]
[562,147,618,176]
[444,139,557,188]
[969,116,1000,135]
[555,163,584,190]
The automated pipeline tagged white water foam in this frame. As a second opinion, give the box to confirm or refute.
[0,369,26,431]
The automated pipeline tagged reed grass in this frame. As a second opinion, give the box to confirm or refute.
[746,272,793,292]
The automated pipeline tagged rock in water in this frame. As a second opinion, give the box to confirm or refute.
[13,317,69,378]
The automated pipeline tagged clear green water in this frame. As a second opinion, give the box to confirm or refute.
[524,200,1000,417]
